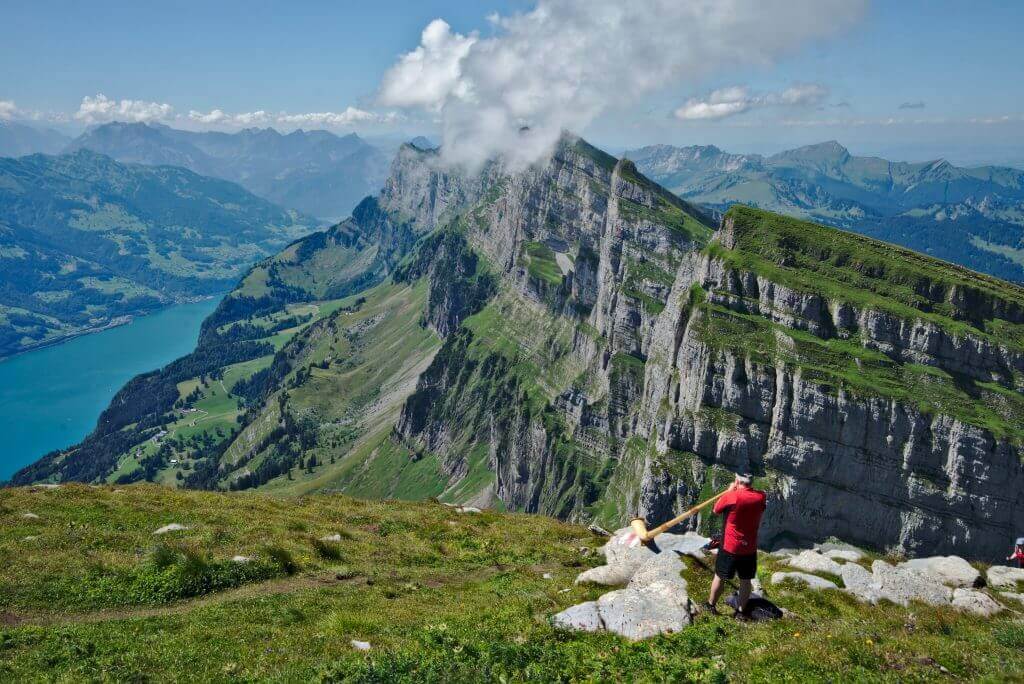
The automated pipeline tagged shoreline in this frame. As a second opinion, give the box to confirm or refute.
[0,295,223,365]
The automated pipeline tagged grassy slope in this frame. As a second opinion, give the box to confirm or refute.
[2,485,1023,682]
[253,280,443,497]
[704,206,1024,444]
[714,205,1024,348]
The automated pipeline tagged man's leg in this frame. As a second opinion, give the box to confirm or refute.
[737,578,752,612]
[708,574,726,607]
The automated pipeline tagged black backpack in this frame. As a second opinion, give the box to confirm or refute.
[725,592,783,621]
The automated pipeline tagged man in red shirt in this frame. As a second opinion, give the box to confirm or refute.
[706,473,766,615]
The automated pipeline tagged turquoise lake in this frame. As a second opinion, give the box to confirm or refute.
[0,298,220,481]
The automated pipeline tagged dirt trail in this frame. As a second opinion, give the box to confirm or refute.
[2,571,353,629]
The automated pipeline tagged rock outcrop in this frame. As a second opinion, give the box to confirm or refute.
[387,138,1024,562]
[556,528,706,640]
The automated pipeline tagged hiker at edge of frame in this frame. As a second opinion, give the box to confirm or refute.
[705,473,766,616]
[1009,538,1024,569]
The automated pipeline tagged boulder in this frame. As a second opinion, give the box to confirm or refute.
[999,591,1024,606]
[575,564,637,586]
[769,548,801,558]
[840,563,889,605]
[987,565,1024,590]
[950,588,1003,617]
[816,541,865,561]
[551,601,603,632]
[822,549,863,563]
[870,560,952,607]
[595,580,691,641]
[787,550,842,576]
[898,556,981,588]
[771,571,838,590]
[628,553,687,590]
[654,532,711,558]
[153,523,189,535]
[602,528,657,566]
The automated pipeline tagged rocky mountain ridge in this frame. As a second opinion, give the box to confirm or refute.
[628,141,1024,283]
[67,122,390,220]
[20,135,1024,562]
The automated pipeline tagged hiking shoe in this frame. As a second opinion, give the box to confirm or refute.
[702,602,719,616]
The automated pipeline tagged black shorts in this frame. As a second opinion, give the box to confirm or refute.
[715,550,757,580]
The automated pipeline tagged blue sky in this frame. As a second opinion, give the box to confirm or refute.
[2,0,1022,165]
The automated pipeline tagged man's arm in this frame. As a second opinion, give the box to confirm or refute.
[713,490,734,514]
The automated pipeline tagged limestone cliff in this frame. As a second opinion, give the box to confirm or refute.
[390,140,1024,561]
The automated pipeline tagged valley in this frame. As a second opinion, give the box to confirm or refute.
[0,297,219,480]
[0,149,317,358]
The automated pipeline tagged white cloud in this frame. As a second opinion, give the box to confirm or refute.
[376,0,865,170]
[75,94,174,124]
[378,19,477,111]
[186,106,394,129]
[0,100,19,120]
[188,109,230,124]
[674,83,829,121]
[277,107,395,127]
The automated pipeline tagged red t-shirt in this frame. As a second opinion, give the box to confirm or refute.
[713,486,767,555]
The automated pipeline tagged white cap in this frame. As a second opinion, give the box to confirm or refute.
[1016,537,1024,546]
[735,473,753,485]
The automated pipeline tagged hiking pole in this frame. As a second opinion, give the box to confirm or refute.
[624,489,729,548]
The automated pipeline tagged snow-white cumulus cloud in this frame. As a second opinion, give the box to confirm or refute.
[0,100,19,120]
[376,0,865,170]
[675,83,829,120]
[75,94,174,124]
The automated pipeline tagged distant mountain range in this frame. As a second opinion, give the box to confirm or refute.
[0,149,316,358]
[0,121,71,157]
[67,122,390,220]
[628,141,1024,282]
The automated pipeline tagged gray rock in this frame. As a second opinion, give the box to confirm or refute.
[231,555,253,563]
[153,523,189,535]
[542,572,553,580]
[595,580,691,641]
[770,548,802,558]
[320,534,344,542]
[841,563,885,604]
[787,550,843,576]
[822,549,863,563]
[350,640,372,651]
[771,571,838,590]
[628,553,687,590]
[551,601,603,632]
[654,532,711,558]
[898,556,981,588]
[816,542,865,559]
[603,528,657,566]
[999,591,1024,605]
[456,506,482,514]
[21,512,40,520]
[575,564,636,586]
[871,560,952,607]
[950,588,1003,616]
[987,565,1024,590]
